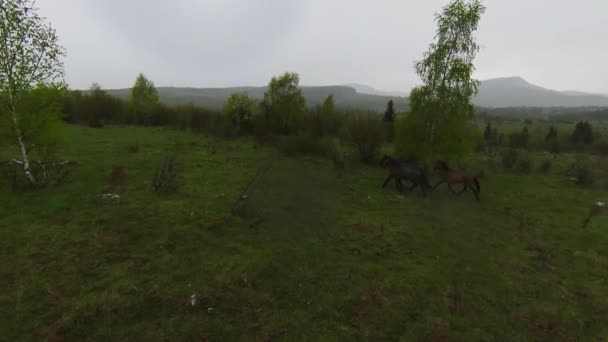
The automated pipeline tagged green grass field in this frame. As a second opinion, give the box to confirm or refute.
[1,125,608,340]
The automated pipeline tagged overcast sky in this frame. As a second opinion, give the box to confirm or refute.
[36,0,608,93]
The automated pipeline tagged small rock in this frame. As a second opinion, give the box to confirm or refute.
[100,193,120,201]
[189,294,198,307]
[595,201,606,208]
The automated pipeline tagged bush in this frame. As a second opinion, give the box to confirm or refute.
[223,92,257,131]
[127,143,140,154]
[275,134,329,157]
[343,114,384,163]
[566,162,594,186]
[151,155,179,194]
[595,142,608,156]
[109,165,125,186]
[574,165,594,186]
[515,154,533,173]
[501,149,519,170]
[539,159,552,173]
[328,139,348,173]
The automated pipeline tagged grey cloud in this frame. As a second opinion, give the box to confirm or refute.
[37,0,608,93]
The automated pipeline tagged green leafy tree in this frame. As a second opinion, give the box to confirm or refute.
[223,92,257,129]
[344,114,385,163]
[546,125,558,141]
[483,122,492,142]
[396,0,485,161]
[130,73,159,123]
[0,0,65,184]
[321,95,336,117]
[509,126,530,149]
[314,94,341,136]
[261,72,306,134]
[383,99,396,123]
[572,121,593,145]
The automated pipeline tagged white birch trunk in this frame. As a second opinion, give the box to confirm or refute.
[11,110,36,184]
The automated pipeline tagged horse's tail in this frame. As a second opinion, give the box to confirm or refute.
[474,177,481,194]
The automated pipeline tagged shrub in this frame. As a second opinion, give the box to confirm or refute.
[515,154,533,173]
[109,165,125,187]
[328,139,348,173]
[566,162,594,186]
[151,155,179,194]
[539,159,552,173]
[572,121,594,145]
[574,165,594,186]
[127,143,140,154]
[501,149,519,170]
[275,134,328,157]
[344,114,384,163]
[223,92,257,132]
[595,141,608,156]
[260,72,306,135]
[549,141,561,154]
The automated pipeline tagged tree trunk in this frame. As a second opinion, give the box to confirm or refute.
[11,110,36,184]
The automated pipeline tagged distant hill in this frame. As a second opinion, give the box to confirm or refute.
[342,83,408,98]
[106,86,408,113]
[474,77,608,107]
[103,77,608,114]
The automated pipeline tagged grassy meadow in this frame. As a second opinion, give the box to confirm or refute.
[1,125,608,340]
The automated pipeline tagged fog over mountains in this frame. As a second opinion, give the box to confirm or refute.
[105,77,608,112]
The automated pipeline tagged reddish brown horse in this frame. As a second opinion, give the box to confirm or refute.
[433,160,480,201]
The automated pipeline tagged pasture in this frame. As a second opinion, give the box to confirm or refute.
[1,125,608,340]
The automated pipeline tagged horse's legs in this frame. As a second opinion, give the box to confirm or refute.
[396,179,404,192]
[453,184,467,195]
[382,176,392,188]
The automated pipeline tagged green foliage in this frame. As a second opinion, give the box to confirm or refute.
[572,121,594,145]
[130,73,160,113]
[311,95,342,137]
[261,72,306,134]
[275,134,329,157]
[223,92,257,130]
[501,149,519,171]
[344,114,384,163]
[0,84,66,157]
[546,125,558,141]
[515,153,533,173]
[396,0,485,161]
[383,100,396,123]
[539,159,552,173]
[483,122,492,142]
[16,85,66,147]
[509,126,530,149]
[569,163,594,186]
[0,0,65,98]
[0,0,66,184]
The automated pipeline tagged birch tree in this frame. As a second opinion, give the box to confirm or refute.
[0,0,65,184]
[396,0,485,161]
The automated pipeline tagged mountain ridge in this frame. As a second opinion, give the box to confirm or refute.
[103,77,608,111]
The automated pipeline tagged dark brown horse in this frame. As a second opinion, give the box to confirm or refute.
[433,160,480,200]
[380,155,431,196]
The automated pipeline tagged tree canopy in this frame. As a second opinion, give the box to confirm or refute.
[131,73,160,111]
[261,72,306,134]
[396,0,485,161]
[0,0,65,184]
